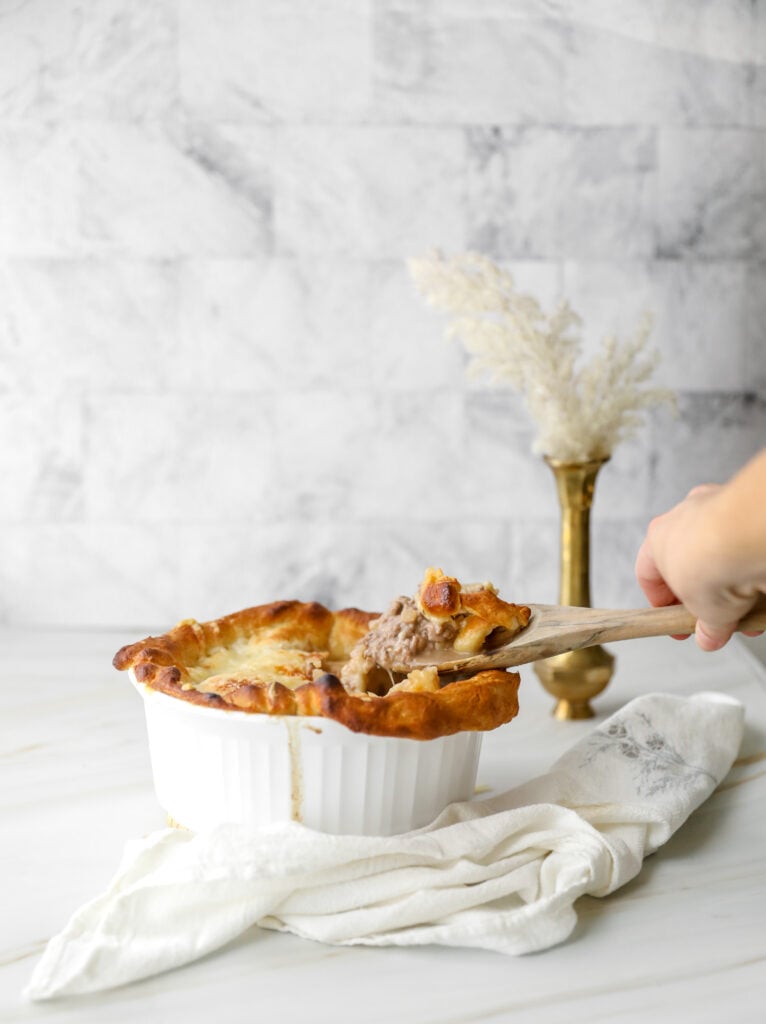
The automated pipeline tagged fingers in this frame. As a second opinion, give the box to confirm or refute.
[693,587,762,650]
[694,621,737,652]
[685,483,720,500]
[634,536,678,608]
[635,482,758,653]
[634,540,691,639]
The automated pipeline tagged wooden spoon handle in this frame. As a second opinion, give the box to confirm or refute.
[596,593,766,645]
[740,595,766,632]
[432,594,766,674]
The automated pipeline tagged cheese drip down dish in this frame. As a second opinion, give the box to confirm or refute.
[114,568,529,740]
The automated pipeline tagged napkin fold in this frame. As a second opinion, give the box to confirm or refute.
[26,692,744,1000]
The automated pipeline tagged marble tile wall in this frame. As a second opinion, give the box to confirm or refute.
[0,0,764,628]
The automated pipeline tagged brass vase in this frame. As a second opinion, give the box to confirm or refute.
[533,456,615,720]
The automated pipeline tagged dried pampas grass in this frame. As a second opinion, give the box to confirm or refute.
[409,250,675,462]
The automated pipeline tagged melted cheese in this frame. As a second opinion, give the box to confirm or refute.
[186,636,325,691]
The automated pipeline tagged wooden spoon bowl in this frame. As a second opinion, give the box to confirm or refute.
[406,594,766,676]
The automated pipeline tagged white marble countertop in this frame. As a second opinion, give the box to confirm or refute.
[2,628,766,1023]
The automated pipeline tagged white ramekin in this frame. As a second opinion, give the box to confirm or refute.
[131,672,483,836]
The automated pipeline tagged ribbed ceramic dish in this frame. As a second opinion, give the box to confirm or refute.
[131,671,483,836]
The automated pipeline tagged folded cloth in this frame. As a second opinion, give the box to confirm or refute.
[25,692,743,1000]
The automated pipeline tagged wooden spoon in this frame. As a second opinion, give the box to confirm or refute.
[406,594,766,675]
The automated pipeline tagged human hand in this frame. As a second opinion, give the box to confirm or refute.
[635,484,762,651]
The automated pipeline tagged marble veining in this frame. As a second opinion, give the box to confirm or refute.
[75,120,274,258]
[0,0,178,120]
[373,1,565,125]
[658,128,766,260]
[179,0,372,123]
[467,126,657,260]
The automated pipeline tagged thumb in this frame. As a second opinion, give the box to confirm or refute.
[694,620,737,652]
[692,586,760,652]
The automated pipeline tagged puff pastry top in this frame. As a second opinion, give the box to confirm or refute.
[113,571,527,740]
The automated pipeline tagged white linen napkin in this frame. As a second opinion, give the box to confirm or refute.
[25,692,744,1001]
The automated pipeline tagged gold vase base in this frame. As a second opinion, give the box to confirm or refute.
[533,645,615,721]
[551,699,596,721]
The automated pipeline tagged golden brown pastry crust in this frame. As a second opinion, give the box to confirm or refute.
[417,567,532,654]
[113,599,521,740]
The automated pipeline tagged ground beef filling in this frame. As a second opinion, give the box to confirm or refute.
[340,596,459,693]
